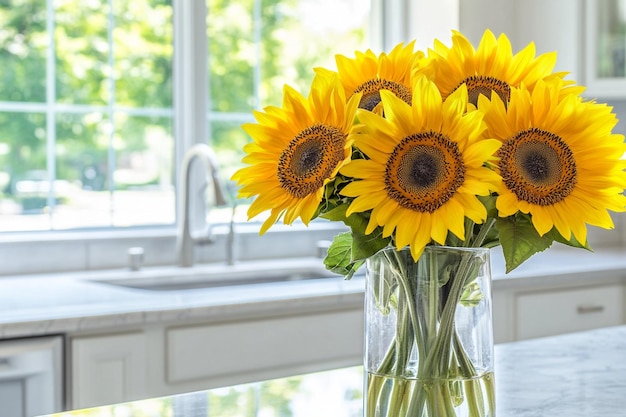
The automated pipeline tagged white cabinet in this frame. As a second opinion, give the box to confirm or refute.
[515,284,624,340]
[493,280,626,343]
[71,332,147,409]
[69,307,363,409]
[166,309,363,388]
[0,336,64,417]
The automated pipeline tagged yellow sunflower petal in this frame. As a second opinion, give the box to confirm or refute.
[379,89,414,133]
[417,29,563,105]
[496,191,521,217]
[343,76,500,256]
[334,41,421,112]
[484,80,625,241]
[529,206,553,236]
[232,72,358,233]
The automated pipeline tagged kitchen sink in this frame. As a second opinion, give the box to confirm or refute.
[88,258,348,291]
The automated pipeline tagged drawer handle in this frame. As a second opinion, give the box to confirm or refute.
[577,305,605,314]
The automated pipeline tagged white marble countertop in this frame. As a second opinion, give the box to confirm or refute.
[495,325,626,416]
[43,325,626,416]
[0,257,366,339]
[0,246,625,339]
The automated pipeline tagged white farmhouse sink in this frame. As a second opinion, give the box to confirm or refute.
[87,258,348,291]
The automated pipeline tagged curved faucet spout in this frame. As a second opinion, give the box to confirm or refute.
[177,143,227,267]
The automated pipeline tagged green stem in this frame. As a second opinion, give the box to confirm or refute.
[366,373,384,416]
[386,251,424,364]
[425,260,468,374]
[368,246,494,417]
[419,251,486,415]
[472,218,496,248]
[366,252,424,416]
[387,378,408,416]
[483,372,496,415]
[427,250,439,353]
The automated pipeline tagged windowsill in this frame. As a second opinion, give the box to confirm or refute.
[0,212,623,277]
[0,221,347,276]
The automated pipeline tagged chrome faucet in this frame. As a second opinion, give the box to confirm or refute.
[177,143,227,267]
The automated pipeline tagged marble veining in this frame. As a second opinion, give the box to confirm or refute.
[0,246,625,339]
[495,325,626,416]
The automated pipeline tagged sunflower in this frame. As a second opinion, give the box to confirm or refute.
[416,29,569,106]
[339,76,502,260]
[479,78,626,244]
[232,73,361,234]
[318,41,423,115]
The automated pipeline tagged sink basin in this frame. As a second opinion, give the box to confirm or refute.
[88,259,349,291]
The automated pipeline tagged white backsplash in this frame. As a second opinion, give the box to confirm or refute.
[0,222,344,276]
[0,213,623,277]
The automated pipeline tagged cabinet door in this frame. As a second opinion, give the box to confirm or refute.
[71,332,147,409]
[0,335,64,417]
[515,284,624,340]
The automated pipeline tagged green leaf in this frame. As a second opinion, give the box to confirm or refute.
[323,232,364,279]
[477,194,497,218]
[460,282,484,307]
[497,214,554,273]
[320,203,350,223]
[351,227,390,262]
[321,204,371,234]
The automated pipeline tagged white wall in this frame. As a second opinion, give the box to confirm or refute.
[407,0,460,51]
[387,0,459,51]
[459,0,582,81]
[458,0,517,45]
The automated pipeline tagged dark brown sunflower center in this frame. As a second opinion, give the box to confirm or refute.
[385,131,465,213]
[451,75,511,106]
[277,124,346,198]
[353,78,412,111]
[497,128,577,206]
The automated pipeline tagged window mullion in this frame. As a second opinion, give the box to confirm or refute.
[381,0,408,50]
[46,0,56,228]
[173,0,209,227]
[107,0,116,225]
[173,0,208,159]
[253,0,262,109]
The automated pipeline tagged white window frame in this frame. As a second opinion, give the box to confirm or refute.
[582,0,626,98]
[0,0,462,276]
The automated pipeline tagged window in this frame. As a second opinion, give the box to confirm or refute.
[583,0,626,97]
[0,0,449,274]
[0,0,375,233]
[0,0,175,232]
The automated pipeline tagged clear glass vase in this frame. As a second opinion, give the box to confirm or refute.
[364,246,495,417]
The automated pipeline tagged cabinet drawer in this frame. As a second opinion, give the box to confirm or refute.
[515,284,624,340]
[166,309,363,385]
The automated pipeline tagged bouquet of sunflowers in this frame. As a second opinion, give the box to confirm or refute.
[232,29,626,277]
[233,29,626,417]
